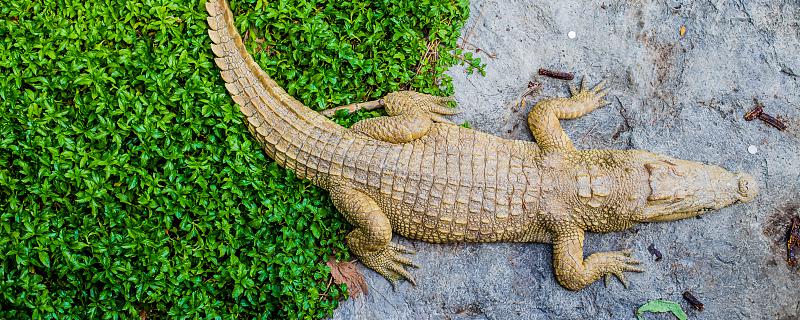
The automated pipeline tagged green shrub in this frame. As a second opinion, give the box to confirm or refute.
[0,0,481,318]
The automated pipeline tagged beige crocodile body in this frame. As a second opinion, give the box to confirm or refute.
[206,0,758,291]
[338,125,547,244]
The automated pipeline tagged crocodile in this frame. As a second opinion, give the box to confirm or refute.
[205,0,758,291]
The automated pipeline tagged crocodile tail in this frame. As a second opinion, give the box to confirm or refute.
[205,0,344,179]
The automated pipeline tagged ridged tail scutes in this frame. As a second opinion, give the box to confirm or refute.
[205,0,344,179]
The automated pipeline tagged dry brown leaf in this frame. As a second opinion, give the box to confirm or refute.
[327,258,368,298]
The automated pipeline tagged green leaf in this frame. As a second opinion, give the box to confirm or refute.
[39,251,50,268]
[311,224,320,239]
[635,300,688,320]
[73,75,92,86]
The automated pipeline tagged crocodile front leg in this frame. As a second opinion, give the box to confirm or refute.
[329,181,418,287]
[351,91,457,143]
[551,224,643,291]
[528,78,609,153]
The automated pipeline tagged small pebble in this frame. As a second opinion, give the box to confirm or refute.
[747,145,758,154]
[568,31,576,39]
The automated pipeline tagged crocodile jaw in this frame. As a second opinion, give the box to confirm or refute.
[638,158,758,222]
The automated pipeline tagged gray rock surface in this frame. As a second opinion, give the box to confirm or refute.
[333,0,800,319]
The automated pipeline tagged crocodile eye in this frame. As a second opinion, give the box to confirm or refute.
[738,178,749,195]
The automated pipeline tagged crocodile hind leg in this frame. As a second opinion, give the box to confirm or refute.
[351,91,457,143]
[528,78,610,153]
[330,182,418,287]
[551,224,643,291]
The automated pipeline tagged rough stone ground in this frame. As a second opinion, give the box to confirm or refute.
[333,0,800,319]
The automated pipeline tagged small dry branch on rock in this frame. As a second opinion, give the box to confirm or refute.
[788,216,800,268]
[517,80,543,109]
[647,243,663,261]
[538,68,575,80]
[745,98,787,131]
[682,291,704,311]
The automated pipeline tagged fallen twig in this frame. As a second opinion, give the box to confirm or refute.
[682,291,704,311]
[538,68,575,80]
[321,99,385,117]
[461,40,497,59]
[647,243,663,261]
[789,216,799,267]
[415,39,441,77]
[745,98,787,131]
[518,80,542,109]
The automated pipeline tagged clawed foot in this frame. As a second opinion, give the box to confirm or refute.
[384,91,459,124]
[426,97,459,124]
[594,249,644,288]
[359,242,419,288]
[569,77,611,109]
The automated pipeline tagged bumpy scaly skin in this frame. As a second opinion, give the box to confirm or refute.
[351,91,458,143]
[206,0,758,291]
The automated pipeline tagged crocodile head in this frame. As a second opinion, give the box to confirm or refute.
[634,152,757,223]
[572,150,757,232]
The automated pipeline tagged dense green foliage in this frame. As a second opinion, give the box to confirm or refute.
[0,0,480,318]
